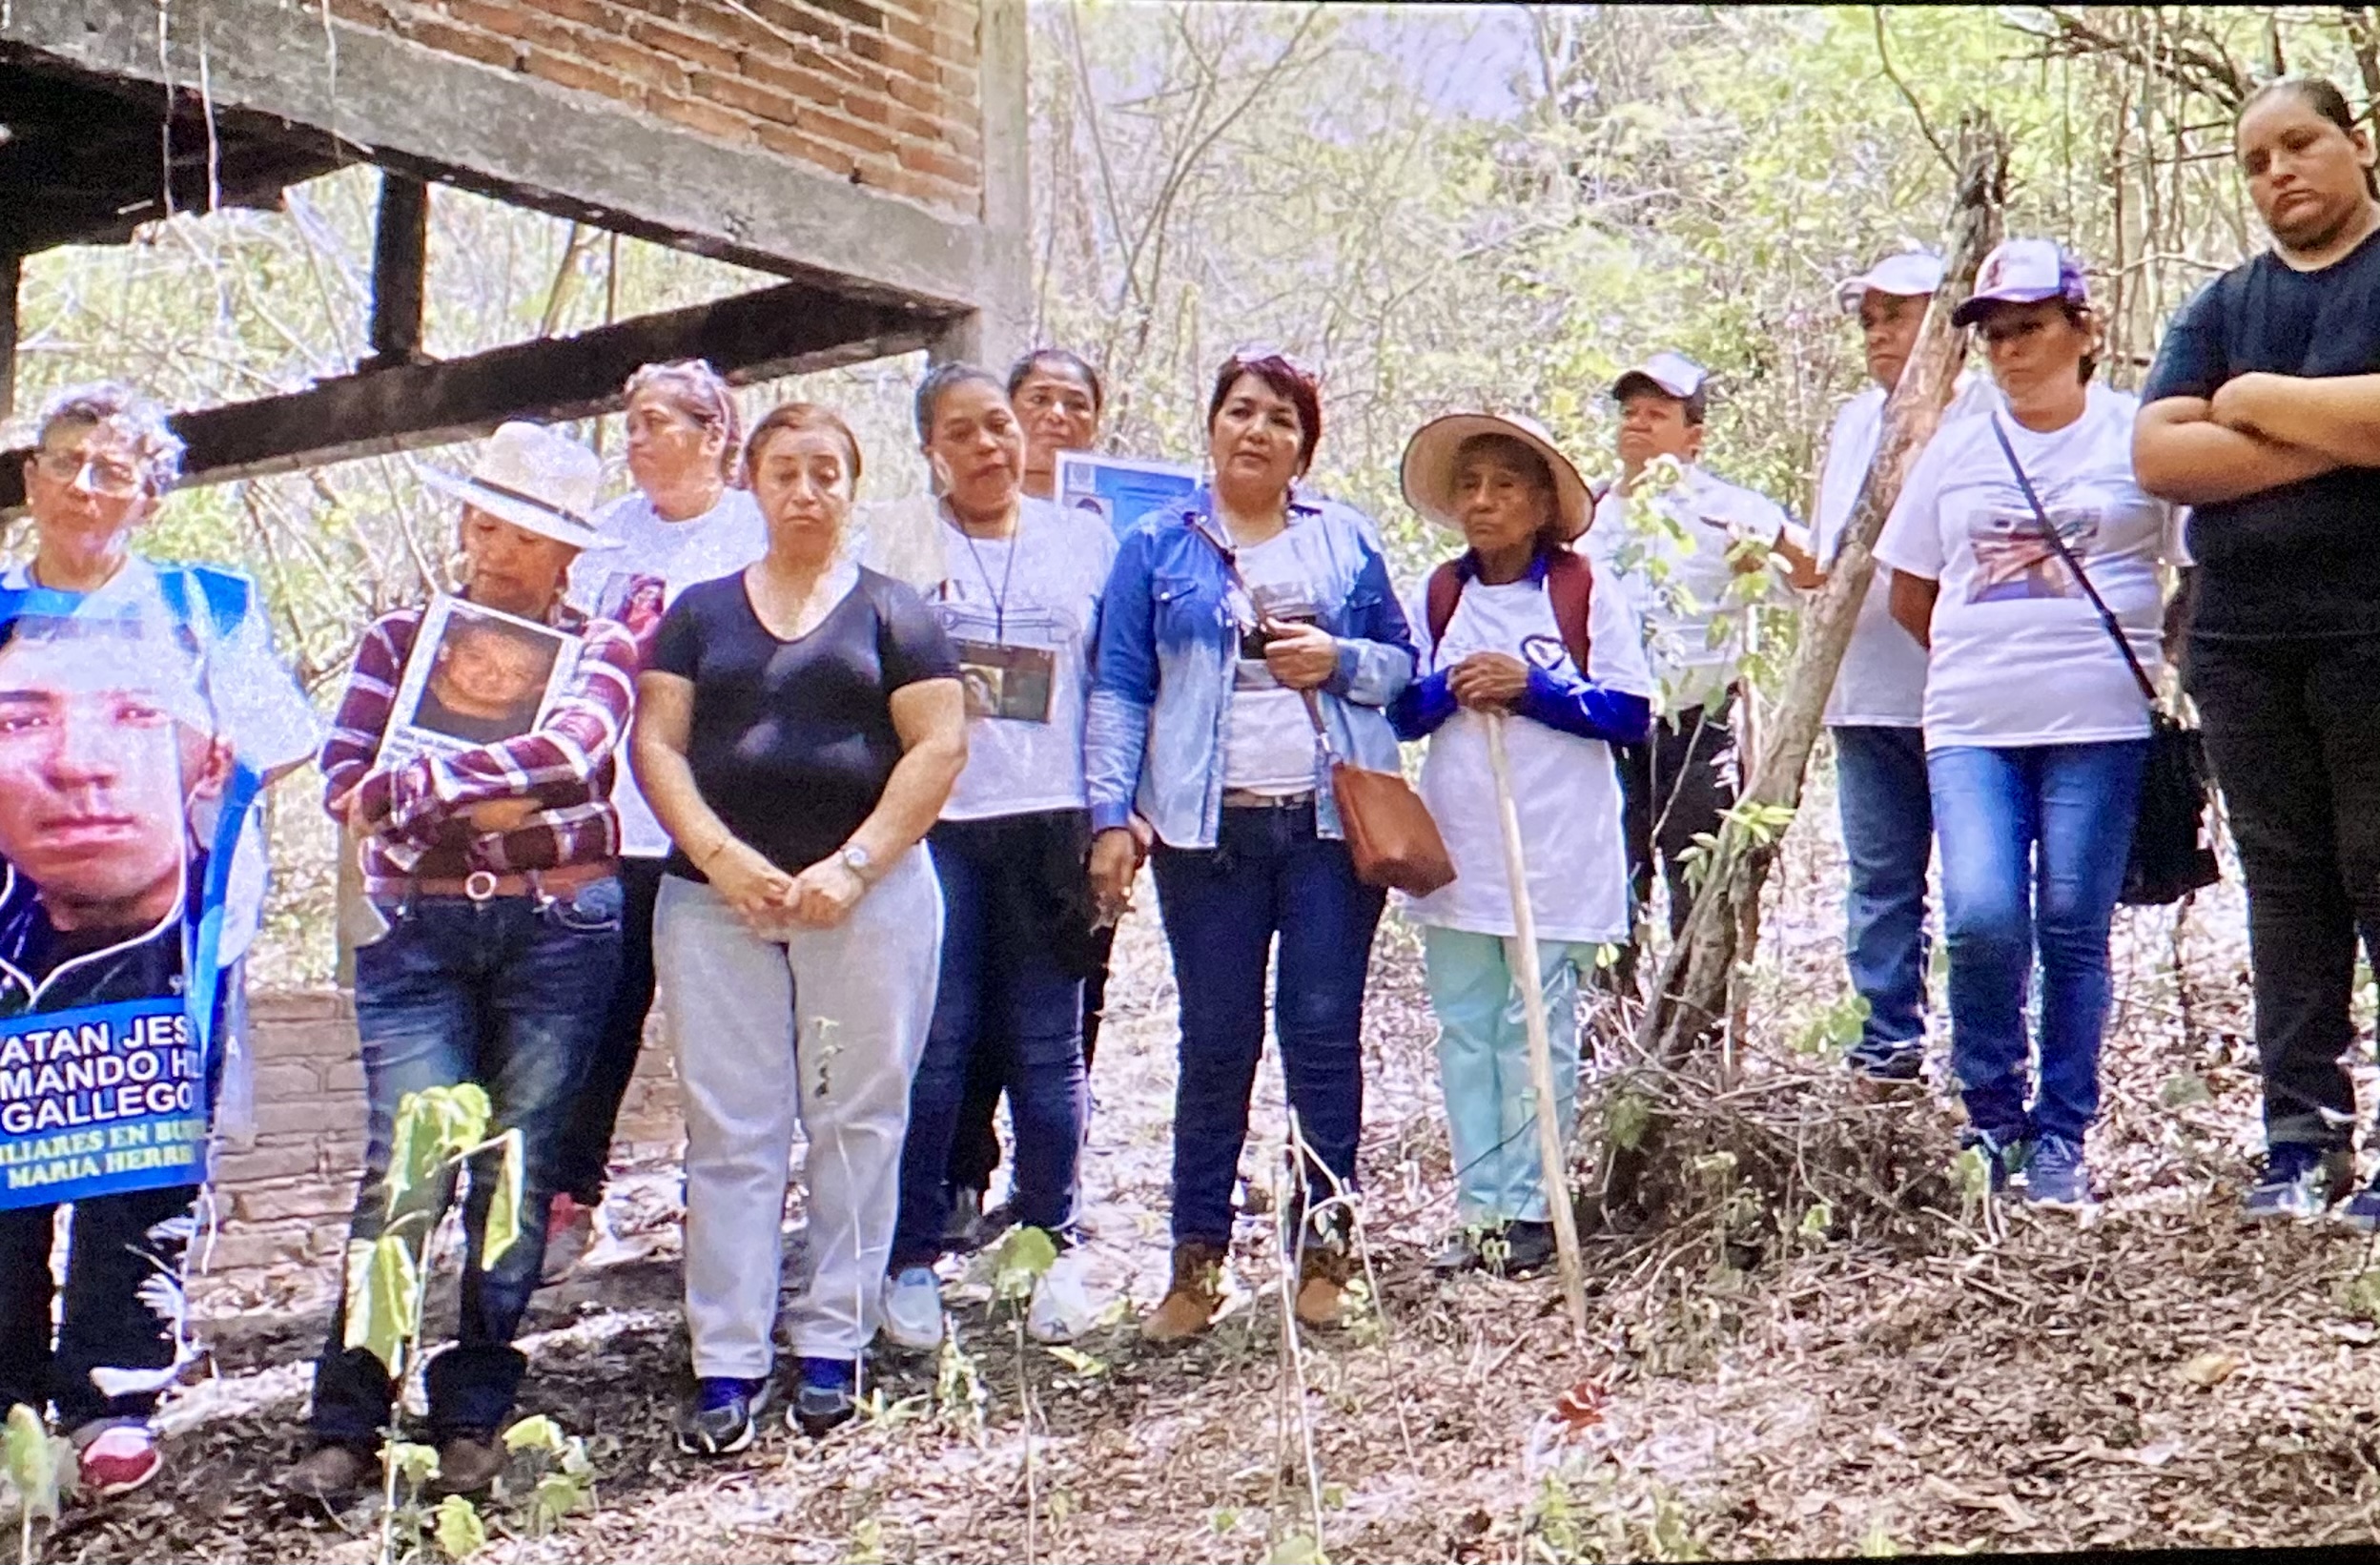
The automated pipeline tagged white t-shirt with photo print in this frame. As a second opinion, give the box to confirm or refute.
[1874,383,2179,750]
[892,496,1117,822]
[1221,527,1328,795]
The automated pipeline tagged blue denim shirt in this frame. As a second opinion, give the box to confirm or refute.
[1085,488,1416,849]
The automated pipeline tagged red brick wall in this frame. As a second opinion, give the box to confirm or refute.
[200,989,683,1277]
[320,0,985,216]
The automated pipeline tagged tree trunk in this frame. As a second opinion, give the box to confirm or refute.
[1598,113,2009,1219]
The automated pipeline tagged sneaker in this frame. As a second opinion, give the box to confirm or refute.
[880,1266,946,1351]
[540,1194,599,1287]
[2019,1133,2095,1211]
[76,1425,160,1498]
[1495,1220,1558,1278]
[939,1185,987,1252]
[2337,1169,2380,1232]
[1026,1250,1098,1345]
[790,1358,856,1437]
[1848,1040,1925,1084]
[1958,1125,2027,1195]
[676,1376,773,1457]
[282,1441,374,1503]
[2243,1143,2354,1222]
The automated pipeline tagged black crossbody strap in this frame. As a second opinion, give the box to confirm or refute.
[1188,514,1335,751]
[1986,414,2161,711]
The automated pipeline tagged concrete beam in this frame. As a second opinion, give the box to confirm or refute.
[975,0,1036,366]
[0,0,998,313]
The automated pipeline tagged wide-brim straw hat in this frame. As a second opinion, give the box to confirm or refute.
[421,420,616,551]
[1400,412,1593,544]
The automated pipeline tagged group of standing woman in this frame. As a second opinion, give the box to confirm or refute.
[284,65,2380,1488]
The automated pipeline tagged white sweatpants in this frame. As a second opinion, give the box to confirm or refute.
[654,852,941,1374]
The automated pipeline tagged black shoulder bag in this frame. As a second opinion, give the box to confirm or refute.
[1988,414,2220,907]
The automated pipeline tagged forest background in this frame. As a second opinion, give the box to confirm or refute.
[2,1,2319,987]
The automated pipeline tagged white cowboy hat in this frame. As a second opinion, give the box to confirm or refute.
[421,421,615,551]
[1400,412,1593,544]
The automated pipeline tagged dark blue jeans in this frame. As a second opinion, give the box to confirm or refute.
[1929,743,2146,1143]
[892,813,1088,1271]
[1151,802,1385,1248]
[1834,725,1935,1064]
[310,879,621,1446]
[554,856,666,1204]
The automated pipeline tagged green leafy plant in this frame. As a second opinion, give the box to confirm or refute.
[1793,994,1871,1059]
[1,1404,73,1565]
[990,1225,1060,1565]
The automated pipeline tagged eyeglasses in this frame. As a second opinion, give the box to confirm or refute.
[32,447,147,498]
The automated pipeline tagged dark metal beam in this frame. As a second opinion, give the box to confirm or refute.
[364,173,429,371]
[0,255,18,422]
[0,280,957,506]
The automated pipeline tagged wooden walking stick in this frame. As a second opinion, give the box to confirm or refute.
[1484,710,1589,1338]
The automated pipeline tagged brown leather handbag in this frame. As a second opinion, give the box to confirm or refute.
[1186,514,1454,896]
[1298,689,1457,896]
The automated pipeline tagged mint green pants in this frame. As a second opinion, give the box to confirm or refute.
[1421,927,1592,1226]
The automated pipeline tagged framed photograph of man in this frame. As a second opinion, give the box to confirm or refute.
[378,594,575,766]
[1055,451,1200,541]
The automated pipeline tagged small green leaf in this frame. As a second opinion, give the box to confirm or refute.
[347,1234,420,1375]
[388,1439,442,1491]
[1952,1146,1991,1202]
[5,1403,59,1523]
[502,1413,565,1454]
[1607,1093,1651,1152]
[529,1472,588,1534]
[434,1493,488,1560]
[1798,1200,1833,1241]
[1042,1345,1107,1377]
[1858,1519,1900,1556]
[482,1127,526,1269]
[990,1225,1058,1302]
[1268,1533,1329,1565]
[2158,1073,2211,1109]
[2346,1269,2380,1325]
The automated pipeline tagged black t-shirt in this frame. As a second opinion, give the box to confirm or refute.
[648,567,958,880]
[2140,227,2380,640]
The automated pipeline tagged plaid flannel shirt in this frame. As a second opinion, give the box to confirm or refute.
[320,602,636,896]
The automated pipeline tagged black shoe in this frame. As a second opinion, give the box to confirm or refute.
[427,1433,505,1497]
[1495,1221,1558,1278]
[2335,1168,2380,1232]
[1958,1124,2027,1194]
[676,1376,773,1457]
[1848,1040,1924,1084]
[939,1185,987,1252]
[1430,1227,1488,1276]
[282,1442,375,1503]
[2243,1143,2353,1223]
[789,1358,856,1437]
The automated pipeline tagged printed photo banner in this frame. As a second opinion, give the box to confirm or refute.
[1055,451,1200,542]
[0,577,259,1206]
[377,592,579,769]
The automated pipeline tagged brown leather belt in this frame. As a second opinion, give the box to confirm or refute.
[1221,789,1317,810]
[378,861,615,905]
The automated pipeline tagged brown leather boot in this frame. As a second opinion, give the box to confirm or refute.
[1141,1241,1229,1342]
[1292,1236,1354,1328]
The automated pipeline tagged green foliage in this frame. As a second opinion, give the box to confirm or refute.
[433,1494,486,1561]
[1,1402,72,1558]
[347,1235,421,1376]
[990,1225,1059,1304]
[1794,993,1871,1059]
[482,1127,526,1269]
[1606,1091,1652,1152]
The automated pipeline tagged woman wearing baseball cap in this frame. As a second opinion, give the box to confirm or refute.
[1388,414,1653,1276]
[1874,238,2185,1212]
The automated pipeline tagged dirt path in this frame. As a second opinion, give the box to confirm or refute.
[48,814,2380,1562]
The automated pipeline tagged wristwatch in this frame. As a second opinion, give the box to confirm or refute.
[836,842,876,883]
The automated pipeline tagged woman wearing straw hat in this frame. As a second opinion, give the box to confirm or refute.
[291,421,639,1501]
[1388,414,1654,1276]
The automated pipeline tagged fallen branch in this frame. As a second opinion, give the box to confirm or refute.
[1600,112,2009,1220]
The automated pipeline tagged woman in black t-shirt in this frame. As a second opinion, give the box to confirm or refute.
[631,402,965,1455]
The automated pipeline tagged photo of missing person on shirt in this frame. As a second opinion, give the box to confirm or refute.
[378,594,574,766]
[589,570,668,666]
[0,612,228,1018]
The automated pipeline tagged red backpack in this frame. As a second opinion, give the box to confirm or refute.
[1423,546,1595,677]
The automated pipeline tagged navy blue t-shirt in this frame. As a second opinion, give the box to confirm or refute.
[649,567,958,879]
[2140,227,2380,640]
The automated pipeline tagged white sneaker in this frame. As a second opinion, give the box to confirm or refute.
[1026,1250,1099,1345]
[881,1266,946,1351]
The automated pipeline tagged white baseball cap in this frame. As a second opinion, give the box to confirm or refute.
[1611,350,1709,405]
[1835,250,1946,313]
[1951,237,2091,327]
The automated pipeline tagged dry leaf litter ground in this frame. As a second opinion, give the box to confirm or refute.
[46,757,2380,1562]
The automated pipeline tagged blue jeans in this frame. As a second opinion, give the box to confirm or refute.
[1834,725,1935,1064]
[892,813,1088,1270]
[310,879,622,1445]
[1151,800,1386,1247]
[1929,743,2146,1143]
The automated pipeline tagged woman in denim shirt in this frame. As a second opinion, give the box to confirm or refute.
[1085,349,1416,1342]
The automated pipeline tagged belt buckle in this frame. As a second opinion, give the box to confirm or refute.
[463,869,500,902]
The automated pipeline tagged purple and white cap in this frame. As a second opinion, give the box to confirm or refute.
[1950,237,2090,327]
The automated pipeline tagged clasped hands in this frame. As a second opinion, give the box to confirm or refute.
[708,839,866,935]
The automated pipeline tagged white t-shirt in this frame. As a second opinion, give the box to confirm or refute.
[1402,563,1656,945]
[1221,528,1325,794]
[1813,374,2002,728]
[1874,384,2179,749]
[1583,464,1795,715]
[0,557,321,964]
[568,487,767,857]
[888,498,1117,821]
